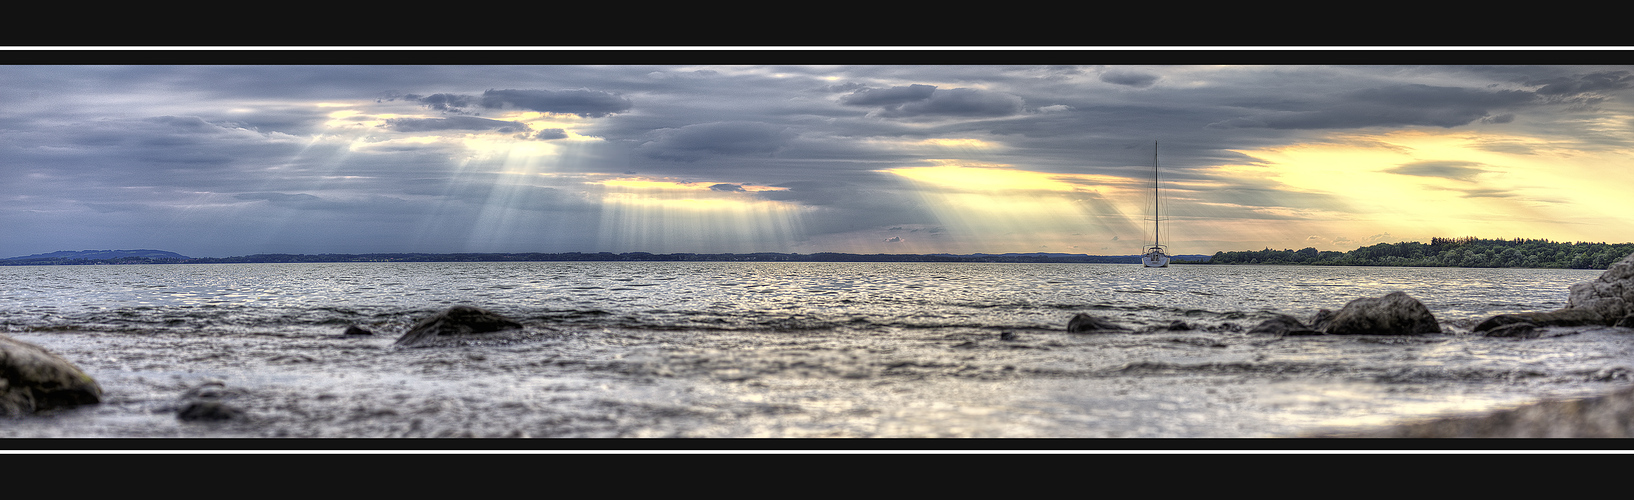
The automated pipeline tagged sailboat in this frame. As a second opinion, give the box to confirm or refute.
[1141,141,1171,268]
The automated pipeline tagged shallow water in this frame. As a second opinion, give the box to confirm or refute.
[3,262,1631,439]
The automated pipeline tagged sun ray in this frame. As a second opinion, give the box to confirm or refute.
[880,162,1146,253]
[590,176,806,253]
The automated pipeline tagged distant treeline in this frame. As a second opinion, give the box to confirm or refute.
[1208,237,1634,269]
[1,251,1213,266]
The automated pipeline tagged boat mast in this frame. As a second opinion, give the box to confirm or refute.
[1152,141,1159,250]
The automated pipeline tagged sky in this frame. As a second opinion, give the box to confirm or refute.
[4,51,1633,258]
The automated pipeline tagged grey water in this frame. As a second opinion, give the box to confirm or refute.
[4,262,1632,438]
[0,262,1596,335]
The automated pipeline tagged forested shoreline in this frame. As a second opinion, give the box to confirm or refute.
[1208,237,1634,270]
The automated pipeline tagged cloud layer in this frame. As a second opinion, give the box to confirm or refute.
[3,60,1631,257]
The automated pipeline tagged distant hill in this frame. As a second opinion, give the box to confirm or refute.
[2,249,190,261]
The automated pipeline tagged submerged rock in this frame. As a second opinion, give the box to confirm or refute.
[1473,308,1604,333]
[0,335,103,416]
[1323,291,1441,335]
[1474,252,1634,336]
[394,306,524,347]
[176,380,245,422]
[177,401,244,422]
[1066,313,1126,333]
[342,325,375,336]
[1247,314,1320,336]
[1481,322,1539,339]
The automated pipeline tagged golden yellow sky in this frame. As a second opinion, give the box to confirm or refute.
[1207,129,1634,250]
[843,129,1634,254]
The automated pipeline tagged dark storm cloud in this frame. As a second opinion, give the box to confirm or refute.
[384,116,529,133]
[840,84,937,106]
[1099,70,1160,88]
[479,89,632,117]
[888,88,1024,117]
[752,177,939,236]
[748,174,941,233]
[637,121,792,161]
[1209,83,1537,130]
[841,85,1024,118]
[1385,161,1489,182]
[14,115,300,182]
[534,128,569,140]
[709,183,745,192]
[386,88,633,118]
[404,93,476,112]
[1353,84,1535,110]
[1524,70,1633,96]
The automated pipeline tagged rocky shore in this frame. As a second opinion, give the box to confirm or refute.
[3,253,1633,440]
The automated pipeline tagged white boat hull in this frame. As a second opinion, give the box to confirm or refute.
[1142,255,1170,268]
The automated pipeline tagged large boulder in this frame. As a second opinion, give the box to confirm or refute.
[1066,313,1127,333]
[1566,251,1634,324]
[394,306,524,347]
[1474,251,1634,335]
[1,335,103,416]
[1322,291,1442,335]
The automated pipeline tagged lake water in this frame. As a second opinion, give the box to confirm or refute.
[4,262,1632,438]
[0,261,1598,335]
